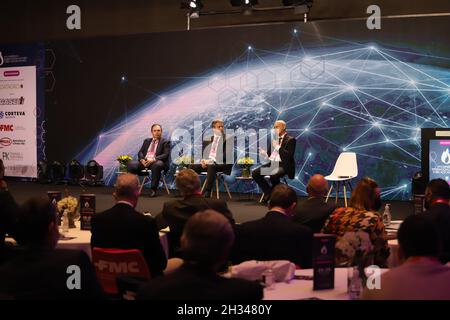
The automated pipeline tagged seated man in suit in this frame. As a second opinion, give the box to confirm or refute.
[422,178,450,263]
[252,120,296,203]
[91,173,167,277]
[293,174,336,233]
[231,184,313,268]
[131,123,170,197]
[157,169,235,257]
[189,119,233,197]
[137,210,263,300]
[0,160,19,264]
[363,214,450,300]
[0,197,103,299]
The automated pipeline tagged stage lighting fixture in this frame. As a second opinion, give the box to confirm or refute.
[85,160,104,186]
[282,0,313,15]
[181,0,203,18]
[37,160,51,183]
[51,161,66,184]
[230,0,258,15]
[68,159,85,184]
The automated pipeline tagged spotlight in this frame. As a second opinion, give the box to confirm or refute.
[181,0,203,18]
[37,160,51,183]
[51,161,66,184]
[230,0,258,15]
[120,76,127,83]
[68,159,85,184]
[85,160,104,186]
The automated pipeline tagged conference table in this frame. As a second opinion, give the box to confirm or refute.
[56,221,169,259]
[263,268,389,300]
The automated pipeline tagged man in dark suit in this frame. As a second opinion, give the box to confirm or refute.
[137,210,263,300]
[189,119,233,197]
[134,123,170,197]
[231,184,313,268]
[156,169,235,257]
[91,173,167,277]
[293,174,336,233]
[0,160,19,264]
[423,178,450,263]
[0,197,103,299]
[252,120,296,203]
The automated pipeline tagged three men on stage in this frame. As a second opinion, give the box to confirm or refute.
[252,120,296,203]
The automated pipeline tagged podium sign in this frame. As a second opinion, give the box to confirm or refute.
[313,234,336,290]
[80,194,96,230]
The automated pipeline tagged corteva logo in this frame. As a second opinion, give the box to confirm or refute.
[0,124,14,132]
[0,111,25,119]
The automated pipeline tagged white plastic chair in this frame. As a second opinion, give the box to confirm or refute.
[325,152,358,207]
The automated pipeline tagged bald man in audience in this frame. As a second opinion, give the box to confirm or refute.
[91,173,167,277]
[293,174,336,233]
[252,120,296,203]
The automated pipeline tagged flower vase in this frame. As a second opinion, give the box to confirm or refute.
[119,162,128,173]
[68,211,77,228]
[241,167,251,178]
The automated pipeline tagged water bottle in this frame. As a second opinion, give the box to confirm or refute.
[262,268,275,290]
[382,204,391,226]
[348,267,362,300]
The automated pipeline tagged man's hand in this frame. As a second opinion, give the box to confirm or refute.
[140,159,148,167]
[272,139,280,150]
[200,159,208,169]
[259,148,268,158]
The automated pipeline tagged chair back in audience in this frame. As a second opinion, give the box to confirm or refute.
[92,247,150,295]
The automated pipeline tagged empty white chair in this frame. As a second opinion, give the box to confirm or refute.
[325,152,358,207]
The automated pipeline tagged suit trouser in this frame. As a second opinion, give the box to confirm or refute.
[128,160,166,191]
[189,163,230,193]
[252,162,286,197]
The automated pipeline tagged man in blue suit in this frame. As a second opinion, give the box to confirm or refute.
[133,124,170,197]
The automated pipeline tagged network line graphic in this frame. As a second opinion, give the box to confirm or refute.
[78,28,450,200]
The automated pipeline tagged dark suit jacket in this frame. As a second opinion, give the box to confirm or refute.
[202,134,233,174]
[268,134,296,179]
[0,190,19,262]
[231,211,313,268]
[158,195,235,256]
[91,203,167,277]
[137,263,263,300]
[0,248,103,300]
[293,197,336,233]
[138,137,170,167]
[423,203,450,263]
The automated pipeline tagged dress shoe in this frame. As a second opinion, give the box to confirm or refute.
[149,189,157,198]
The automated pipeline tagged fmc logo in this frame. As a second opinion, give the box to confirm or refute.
[0,137,12,147]
[0,124,14,132]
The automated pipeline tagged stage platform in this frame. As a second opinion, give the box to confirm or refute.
[5,180,414,223]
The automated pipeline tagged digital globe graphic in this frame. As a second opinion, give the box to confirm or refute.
[77,40,450,200]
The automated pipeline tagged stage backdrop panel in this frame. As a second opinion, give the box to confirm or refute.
[40,16,450,200]
[0,65,37,178]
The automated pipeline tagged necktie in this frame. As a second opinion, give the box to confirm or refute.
[150,140,156,153]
